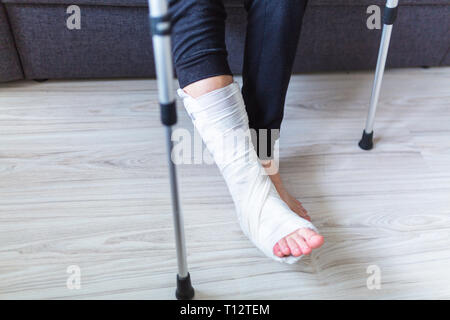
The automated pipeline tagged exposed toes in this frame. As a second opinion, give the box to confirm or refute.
[273,243,284,257]
[286,237,302,257]
[273,229,324,259]
[297,228,324,249]
[292,233,311,255]
[277,238,291,256]
[308,234,325,249]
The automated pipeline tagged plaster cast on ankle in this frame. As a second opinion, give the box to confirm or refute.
[178,82,318,264]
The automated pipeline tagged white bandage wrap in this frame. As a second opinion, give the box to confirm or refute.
[178,82,318,263]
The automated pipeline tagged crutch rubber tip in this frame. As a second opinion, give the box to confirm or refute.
[176,273,195,300]
[359,130,374,150]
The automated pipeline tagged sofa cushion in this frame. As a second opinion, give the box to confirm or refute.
[2,0,449,7]
[5,4,157,79]
[295,4,449,72]
[4,0,448,81]
[0,4,23,81]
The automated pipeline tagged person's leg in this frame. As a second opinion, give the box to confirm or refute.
[178,82,323,262]
[183,75,233,98]
[242,0,313,244]
[170,0,323,262]
[169,0,233,93]
[242,0,308,149]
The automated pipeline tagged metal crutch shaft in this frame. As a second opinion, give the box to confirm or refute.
[359,0,399,150]
[148,0,194,300]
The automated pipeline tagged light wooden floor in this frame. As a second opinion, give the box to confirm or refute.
[0,67,449,299]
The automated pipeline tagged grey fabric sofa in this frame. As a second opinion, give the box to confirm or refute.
[0,3,22,82]
[1,0,449,82]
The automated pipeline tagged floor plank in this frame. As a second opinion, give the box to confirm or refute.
[0,67,449,299]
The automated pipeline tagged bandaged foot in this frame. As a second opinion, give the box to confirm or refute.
[178,82,323,263]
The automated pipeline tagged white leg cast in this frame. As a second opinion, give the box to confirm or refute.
[178,82,318,264]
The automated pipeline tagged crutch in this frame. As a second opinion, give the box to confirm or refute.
[148,0,195,300]
[359,0,399,150]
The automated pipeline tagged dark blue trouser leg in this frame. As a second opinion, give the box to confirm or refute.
[242,0,308,158]
[169,0,232,88]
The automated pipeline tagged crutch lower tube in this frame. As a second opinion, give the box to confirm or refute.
[359,0,399,150]
[148,0,195,300]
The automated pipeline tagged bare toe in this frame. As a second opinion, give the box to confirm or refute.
[277,238,291,256]
[286,237,302,257]
[297,228,324,249]
[273,243,284,257]
[292,233,311,255]
[308,234,324,248]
